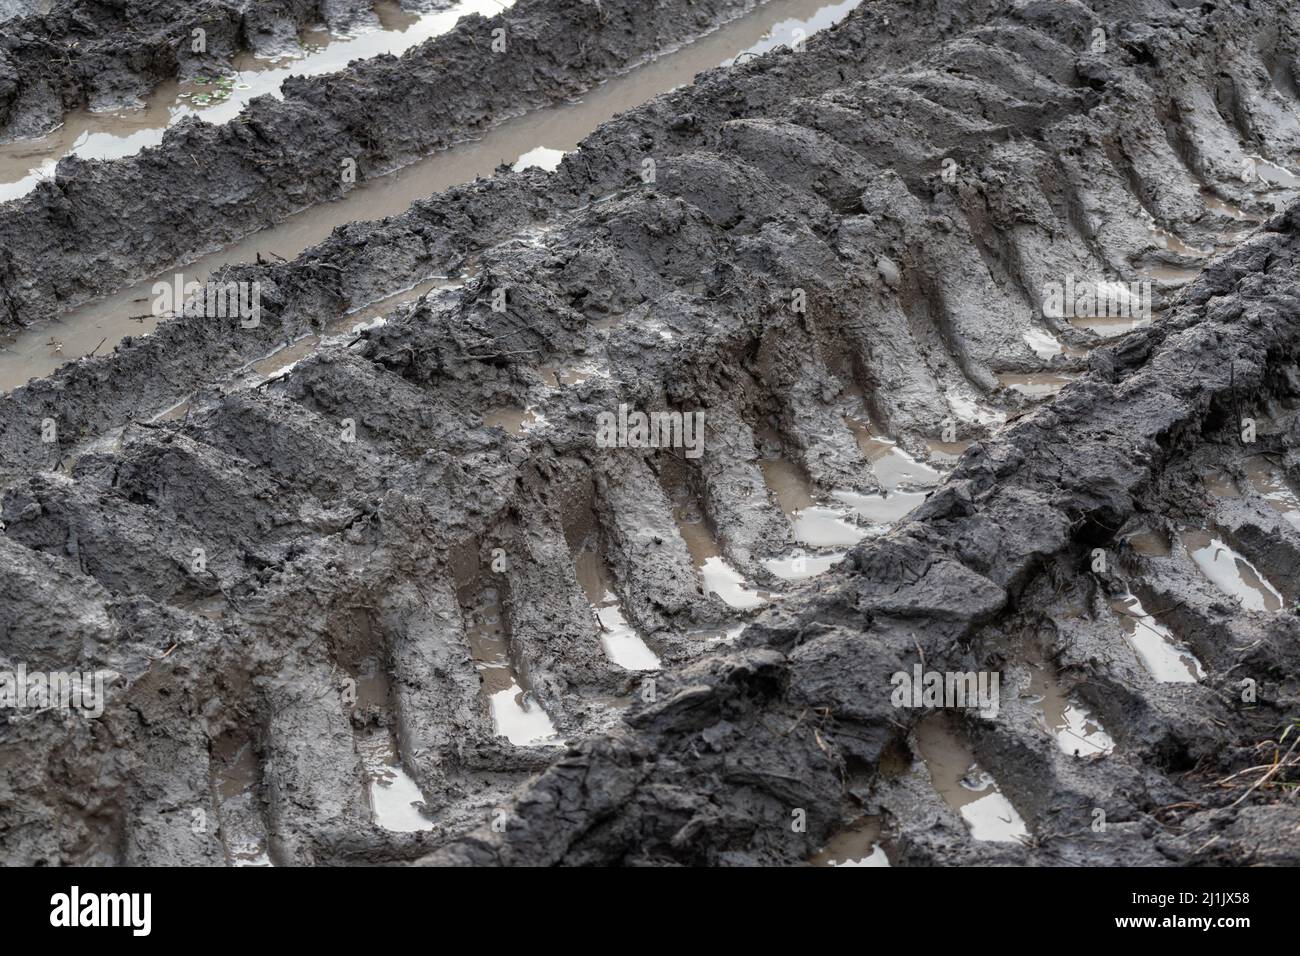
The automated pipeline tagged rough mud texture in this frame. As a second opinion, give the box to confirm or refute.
[0,0,364,142]
[0,0,763,328]
[3,0,1300,866]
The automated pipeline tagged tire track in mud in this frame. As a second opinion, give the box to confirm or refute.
[0,0,378,141]
[1,0,1294,488]
[0,1,512,203]
[2,0,1300,866]
[0,0,861,389]
[418,212,1300,866]
[0,0,767,329]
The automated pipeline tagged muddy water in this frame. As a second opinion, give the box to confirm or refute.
[925,438,974,466]
[669,497,771,609]
[1068,314,1151,336]
[0,0,860,393]
[1125,528,1172,557]
[841,409,937,521]
[537,361,603,387]
[759,455,866,548]
[0,1,509,203]
[946,386,1005,428]
[1145,217,1211,258]
[1025,664,1114,758]
[721,0,860,65]
[1243,455,1300,532]
[461,580,560,746]
[1247,154,1300,190]
[843,410,941,491]
[758,403,945,577]
[573,550,661,670]
[996,372,1078,398]
[1139,263,1203,285]
[808,816,891,867]
[915,716,1029,844]
[1203,469,1241,498]
[763,550,846,580]
[210,734,273,866]
[1109,593,1205,682]
[482,405,546,437]
[353,662,435,832]
[1181,530,1284,611]
[1201,189,1261,223]
[1021,327,1080,360]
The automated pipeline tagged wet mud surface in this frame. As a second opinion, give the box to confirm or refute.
[0,0,385,141]
[0,0,761,329]
[2,0,1300,867]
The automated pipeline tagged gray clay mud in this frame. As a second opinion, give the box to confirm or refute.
[2,0,1300,868]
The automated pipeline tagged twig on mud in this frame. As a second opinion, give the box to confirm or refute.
[1194,834,1221,856]
[1221,735,1300,807]
[87,337,107,356]
[1146,601,1185,619]
[459,348,539,359]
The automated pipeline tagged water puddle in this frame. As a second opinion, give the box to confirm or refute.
[1021,328,1069,360]
[512,146,567,172]
[1181,530,1284,612]
[808,816,891,867]
[763,549,846,580]
[669,496,771,609]
[1203,469,1241,498]
[482,405,546,437]
[0,0,860,394]
[946,387,1005,427]
[757,409,941,577]
[573,549,661,670]
[843,409,941,491]
[997,372,1077,398]
[835,404,938,524]
[829,488,928,525]
[1243,456,1300,531]
[759,454,865,548]
[1068,314,1151,336]
[915,716,1029,844]
[1144,217,1211,258]
[1109,593,1205,682]
[538,361,602,387]
[1246,154,1300,189]
[1025,663,1114,758]
[210,734,272,866]
[0,1,510,202]
[1125,528,1171,557]
[721,0,860,65]
[1201,189,1262,224]
[1138,263,1202,285]
[352,661,435,832]
[461,576,561,746]
[925,438,974,467]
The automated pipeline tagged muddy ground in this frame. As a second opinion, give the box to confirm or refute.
[0,0,385,141]
[1,0,1299,866]
[0,0,762,328]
